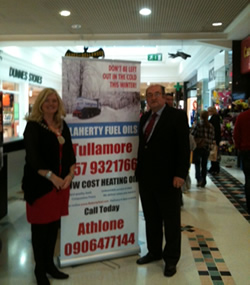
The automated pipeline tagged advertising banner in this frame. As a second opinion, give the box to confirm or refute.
[60,57,141,267]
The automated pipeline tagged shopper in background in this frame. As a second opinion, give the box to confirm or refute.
[182,131,196,193]
[192,110,214,187]
[135,84,190,277]
[208,106,221,174]
[233,97,250,214]
[22,88,76,285]
[164,92,174,107]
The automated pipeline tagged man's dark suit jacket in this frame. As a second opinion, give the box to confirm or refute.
[136,104,190,189]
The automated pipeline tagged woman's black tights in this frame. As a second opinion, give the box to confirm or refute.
[31,220,60,285]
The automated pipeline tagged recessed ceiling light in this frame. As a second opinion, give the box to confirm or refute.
[72,24,81,29]
[139,8,151,16]
[59,10,71,16]
[212,22,222,26]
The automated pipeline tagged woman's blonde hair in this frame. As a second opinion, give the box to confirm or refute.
[25,88,66,126]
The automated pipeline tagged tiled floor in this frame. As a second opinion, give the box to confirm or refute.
[0,158,250,285]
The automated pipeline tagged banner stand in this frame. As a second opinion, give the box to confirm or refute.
[59,245,140,268]
[60,57,141,267]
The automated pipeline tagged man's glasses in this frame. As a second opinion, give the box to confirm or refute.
[146,92,162,99]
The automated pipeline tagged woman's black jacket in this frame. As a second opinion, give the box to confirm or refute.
[22,120,76,205]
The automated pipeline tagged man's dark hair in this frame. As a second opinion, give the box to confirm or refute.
[165,92,173,97]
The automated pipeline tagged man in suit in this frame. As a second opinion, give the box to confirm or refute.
[208,106,221,174]
[164,92,174,107]
[135,84,190,277]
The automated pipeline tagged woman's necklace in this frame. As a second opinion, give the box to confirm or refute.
[39,121,65,145]
[57,134,65,145]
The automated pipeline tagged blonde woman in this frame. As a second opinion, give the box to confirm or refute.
[22,88,76,285]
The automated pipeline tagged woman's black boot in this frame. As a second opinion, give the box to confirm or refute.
[34,266,50,285]
[45,220,69,280]
[46,265,69,279]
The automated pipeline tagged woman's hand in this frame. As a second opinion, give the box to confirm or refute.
[50,173,65,190]
[61,175,73,189]
[61,165,75,189]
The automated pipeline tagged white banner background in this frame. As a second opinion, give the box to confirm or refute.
[60,57,141,267]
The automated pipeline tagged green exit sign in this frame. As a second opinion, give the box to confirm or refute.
[147,53,162,61]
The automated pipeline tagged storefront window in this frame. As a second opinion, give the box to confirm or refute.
[211,66,232,110]
[2,81,19,91]
[0,80,20,141]
[187,90,197,127]
[28,85,43,114]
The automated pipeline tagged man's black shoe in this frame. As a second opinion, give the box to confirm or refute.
[164,265,176,277]
[136,253,162,265]
[196,181,202,187]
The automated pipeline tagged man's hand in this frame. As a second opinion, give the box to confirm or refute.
[173,177,185,189]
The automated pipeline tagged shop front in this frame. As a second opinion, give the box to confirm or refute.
[207,51,237,163]
[0,52,61,144]
[0,51,61,218]
[185,74,198,127]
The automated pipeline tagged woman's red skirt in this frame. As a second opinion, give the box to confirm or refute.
[26,187,70,224]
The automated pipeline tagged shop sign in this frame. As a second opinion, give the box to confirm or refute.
[65,47,105,58]
[241,36,250,74]
[220,155,237,168]
[147,53,162,61]
[9,67,43,84]
[209,67,216,82]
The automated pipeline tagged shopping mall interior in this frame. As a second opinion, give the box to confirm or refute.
[0,1,250,284]
[0,154,249,284]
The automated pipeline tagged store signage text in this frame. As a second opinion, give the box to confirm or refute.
[9,67,43,84]
[209,67,216,82]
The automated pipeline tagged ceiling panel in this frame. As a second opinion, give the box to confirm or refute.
[0,0,249,84]
[0,0,249,40]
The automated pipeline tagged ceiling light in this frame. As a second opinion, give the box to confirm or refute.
[59,10,71,16]
[212,22,222,26]
[71,24,81,29]
[139,8,151,16]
